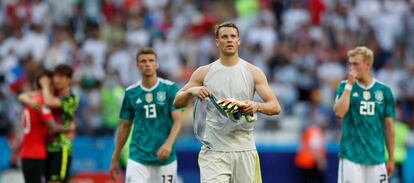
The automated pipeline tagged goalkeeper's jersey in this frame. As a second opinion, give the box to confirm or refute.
[203,59,256,151]
[119,78,179,166]
[335,79,395,165]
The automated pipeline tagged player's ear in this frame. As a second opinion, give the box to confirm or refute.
[367,62,373,68]
[215,39,219,47]
[135,61,140,69]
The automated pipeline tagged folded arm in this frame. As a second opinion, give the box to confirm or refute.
[18,91,39,109]
[40,77,61,108]
[46,120,75,134]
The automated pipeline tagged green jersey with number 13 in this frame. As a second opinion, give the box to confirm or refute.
[119,78,180,166]
[336,79,395,165]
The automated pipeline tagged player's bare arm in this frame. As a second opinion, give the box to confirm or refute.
[18,91,39,109]
[40,76,62,108]
[174,65,211,108]
[46,120,75,134]
[333,69,357,118]
[244,64,281,115]
[384,117,395,176]
[157,110,182,161]
[110,120,132,180]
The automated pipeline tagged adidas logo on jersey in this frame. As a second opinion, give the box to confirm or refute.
[136,98,142,104]
[352,92,359,97]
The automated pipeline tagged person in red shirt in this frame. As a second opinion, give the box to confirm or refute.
[17,70,74,183]
[295,123,327,183]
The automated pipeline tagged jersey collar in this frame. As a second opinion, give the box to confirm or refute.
[356,79,376,90]
[140,78,160,92]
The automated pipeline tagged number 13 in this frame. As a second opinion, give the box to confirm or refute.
[144,104,157,118]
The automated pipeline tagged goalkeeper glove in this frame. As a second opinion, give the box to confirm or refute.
[217,98,258,122]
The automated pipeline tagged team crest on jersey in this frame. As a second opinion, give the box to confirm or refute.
[363,91,371,100]
[156,91,166,102]
[375,90,384,101]
[145,93,153,103]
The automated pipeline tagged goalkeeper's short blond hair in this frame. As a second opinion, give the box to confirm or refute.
[347,46,374,66]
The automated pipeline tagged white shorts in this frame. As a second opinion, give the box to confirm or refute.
[338,158,388,183]
[198,149,262,183]
[125,159,177,183]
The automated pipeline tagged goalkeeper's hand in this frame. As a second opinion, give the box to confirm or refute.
[217,98,258,122]
[217,98,250,121]
[217,98,246,114]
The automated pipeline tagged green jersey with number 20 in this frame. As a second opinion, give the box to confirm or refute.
[336,79,395,165]
[120,78,179,166]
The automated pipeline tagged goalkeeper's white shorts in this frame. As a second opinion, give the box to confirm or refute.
[125,159,177,183]
[198,149,262,183]
[338,158,388,183]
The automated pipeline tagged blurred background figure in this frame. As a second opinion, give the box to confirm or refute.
[390,102,410,183]
[295,88,327,183]
[295,122,326,183]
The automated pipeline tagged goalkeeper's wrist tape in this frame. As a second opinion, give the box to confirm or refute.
[345,84,352,91]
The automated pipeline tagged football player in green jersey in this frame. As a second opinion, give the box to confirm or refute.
[109,47,183,183]
[41,64,79,183]
[333,46,395,183]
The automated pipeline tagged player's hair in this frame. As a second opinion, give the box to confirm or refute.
[347,46,374,66]
[136,47,157,62]
[214,22,240,38]
[35,69,53,89]
[54,64,74,78]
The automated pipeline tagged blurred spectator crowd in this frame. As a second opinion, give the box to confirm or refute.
[0,0,413,140]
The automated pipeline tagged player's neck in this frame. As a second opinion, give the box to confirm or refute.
[219,54,239,66]
[358,75,374,87]
[142,75,158,88]
[57,87,70,96]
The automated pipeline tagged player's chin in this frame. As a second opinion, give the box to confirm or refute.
[222,50,236,56]
[143,72,155,77]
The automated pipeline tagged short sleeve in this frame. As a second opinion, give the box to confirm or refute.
[167,83,181,112]
[384,87,396,118]
[335,82,346,101]
[119,91,134,121]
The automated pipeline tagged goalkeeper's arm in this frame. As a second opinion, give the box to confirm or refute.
[174,66,210,108]
[247,65,281,115]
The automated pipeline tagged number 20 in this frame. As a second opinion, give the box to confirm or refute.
[360,101,375,115]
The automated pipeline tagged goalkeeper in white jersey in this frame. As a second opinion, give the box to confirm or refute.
[174,22,281,183]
